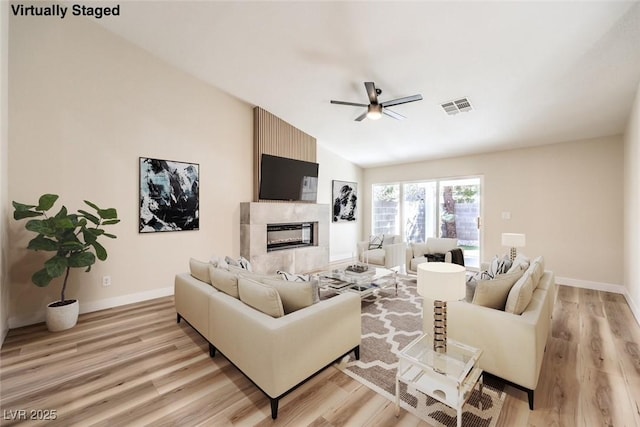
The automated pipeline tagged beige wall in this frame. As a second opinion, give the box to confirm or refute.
[624,82,640,322]
[8,14,253,326]
[317,144,363,261]
[363,136,624,286]
[1,1,9,343]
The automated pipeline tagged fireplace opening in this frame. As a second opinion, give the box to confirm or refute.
[267,222,315,252]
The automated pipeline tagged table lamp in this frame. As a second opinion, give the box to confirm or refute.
[417,262,466,353]
[501,233,526,261]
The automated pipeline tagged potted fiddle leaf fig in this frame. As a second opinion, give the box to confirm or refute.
[12,194,120,331]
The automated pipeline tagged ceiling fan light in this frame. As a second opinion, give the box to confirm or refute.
[367,104,382,120]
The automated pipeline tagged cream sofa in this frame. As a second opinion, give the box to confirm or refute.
[357,234,406,270]
[175,263,361,419]
[422,256,556,409]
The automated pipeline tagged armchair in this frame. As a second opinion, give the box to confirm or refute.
[357,234,406,270]
[405,237,462,274]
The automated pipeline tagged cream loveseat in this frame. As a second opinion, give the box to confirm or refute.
[422,255,555,409]
[175,260,361,419]
[405,237,461,274]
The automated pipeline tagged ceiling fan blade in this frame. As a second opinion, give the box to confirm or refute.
[381,94,423,108]
[331,100,369,107]
[355,111,368,121]
[364,82,378,104]
[383,108,406,120]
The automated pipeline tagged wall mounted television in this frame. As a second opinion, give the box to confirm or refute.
[259,154,319,203]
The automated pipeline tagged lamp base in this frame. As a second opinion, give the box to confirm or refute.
[433,300,447,353]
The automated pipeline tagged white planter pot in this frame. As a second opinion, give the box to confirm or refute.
[46,299,79,332]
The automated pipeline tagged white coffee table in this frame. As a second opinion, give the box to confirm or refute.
[395,334,483,427]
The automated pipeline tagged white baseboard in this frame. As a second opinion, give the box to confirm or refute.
[555,276,627,294]
[8,286,174,329]
[556,276,640,327]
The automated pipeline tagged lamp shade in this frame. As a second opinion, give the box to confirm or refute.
[501,233,526,248]
[417,262,466,301]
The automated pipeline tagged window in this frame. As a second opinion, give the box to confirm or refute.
[372,177,481,268]
[371,184,399,236]
[403,182,436,243]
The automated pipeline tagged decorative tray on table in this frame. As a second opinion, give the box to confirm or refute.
[345,264,374,277]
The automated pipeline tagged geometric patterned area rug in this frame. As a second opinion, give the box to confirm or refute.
[334,277,506,427]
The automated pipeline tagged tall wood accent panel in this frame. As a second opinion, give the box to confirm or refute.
[253,107,317,202]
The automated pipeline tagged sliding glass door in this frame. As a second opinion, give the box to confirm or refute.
[438,178,481,268]
[372,177,481,268]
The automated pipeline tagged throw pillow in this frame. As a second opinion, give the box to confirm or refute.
[530,256,545,288]
[472,269,525,310]
[277,270,310,282]
[507,254,530,273]
[238,277,285,318]
[189,258,211,284]
[368,234,384,250]
[225,256,239,267]
[262,278,317,314]
[505,272,535,315]
[466,277,478,303]
[209,265,240,298]
[238,256,252,272]
[467,269,492,283]
[209,255,229,270]
[487,254,512,278]
[463,255,508,287]
[465,267,495,296]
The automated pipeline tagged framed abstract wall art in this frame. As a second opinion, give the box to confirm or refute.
[332,180,357,222]
[139,157,199,233]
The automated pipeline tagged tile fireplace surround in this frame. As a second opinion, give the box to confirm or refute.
[240,202,330,274]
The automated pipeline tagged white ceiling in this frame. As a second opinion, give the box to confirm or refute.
[96,1,640,167]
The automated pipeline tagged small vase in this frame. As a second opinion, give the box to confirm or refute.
[46,299,79,332]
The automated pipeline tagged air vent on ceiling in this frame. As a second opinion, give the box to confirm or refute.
[441,97,473,115]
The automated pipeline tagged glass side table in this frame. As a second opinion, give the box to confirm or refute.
[395,334,484,427]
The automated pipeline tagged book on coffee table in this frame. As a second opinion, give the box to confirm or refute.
[321,276,352,289]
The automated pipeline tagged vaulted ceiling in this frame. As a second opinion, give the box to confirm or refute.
[96,1,640,167]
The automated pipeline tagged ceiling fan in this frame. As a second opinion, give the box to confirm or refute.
[331,82,423,121]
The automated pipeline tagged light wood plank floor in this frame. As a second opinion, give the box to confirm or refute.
[1,285,639,426]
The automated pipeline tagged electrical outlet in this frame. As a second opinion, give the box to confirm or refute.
[102,276,112,287]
